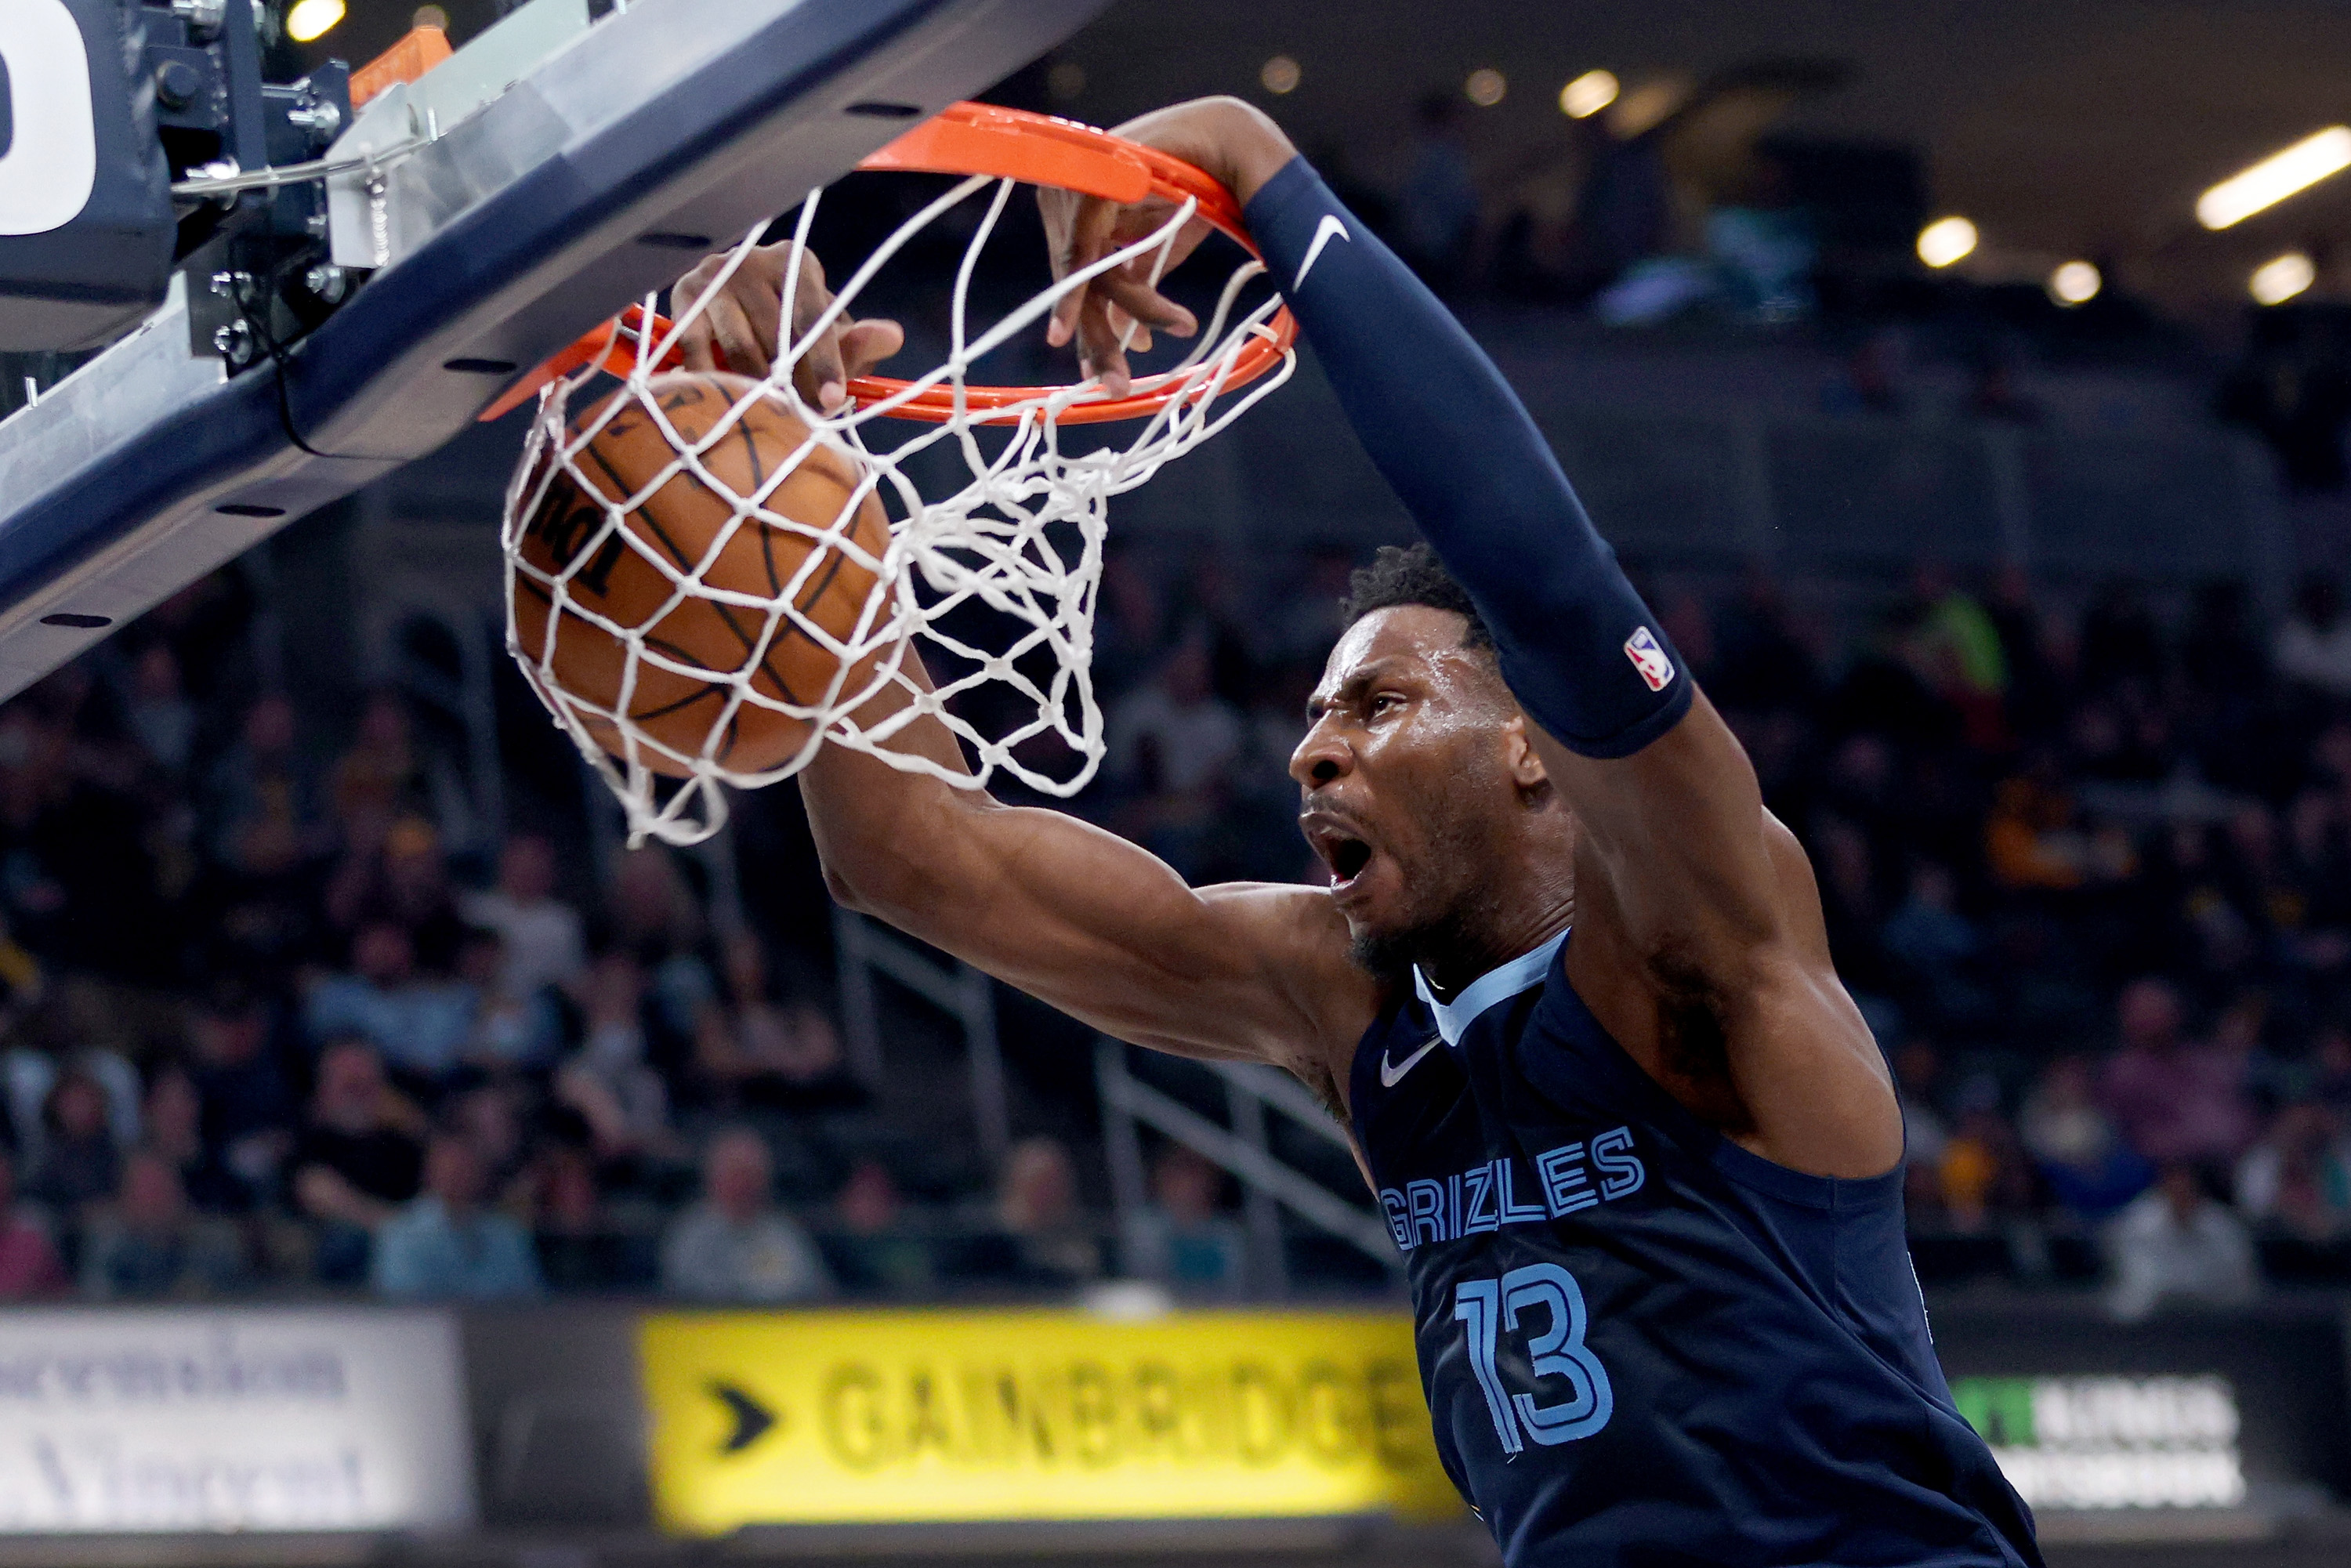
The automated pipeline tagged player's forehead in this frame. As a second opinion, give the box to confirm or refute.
[1317,604,1478,696]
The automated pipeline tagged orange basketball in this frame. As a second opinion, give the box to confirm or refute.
[510,371,889,777]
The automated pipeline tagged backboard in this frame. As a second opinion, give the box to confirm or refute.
[0,0,1112,701]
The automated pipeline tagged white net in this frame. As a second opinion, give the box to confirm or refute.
[500,166,1295,847]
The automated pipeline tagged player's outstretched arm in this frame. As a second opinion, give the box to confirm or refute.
[799,660,1372,1088]
[1057,99,1897,1177]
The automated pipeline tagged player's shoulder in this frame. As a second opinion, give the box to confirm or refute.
[1197,880,1380,1068]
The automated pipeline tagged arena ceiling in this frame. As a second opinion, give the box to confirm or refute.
[305,0,2351,314]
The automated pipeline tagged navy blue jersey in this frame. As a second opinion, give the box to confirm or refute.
[1349,930,2041,1567]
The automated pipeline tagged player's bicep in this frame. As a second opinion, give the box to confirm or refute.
[837,791,1348,1066]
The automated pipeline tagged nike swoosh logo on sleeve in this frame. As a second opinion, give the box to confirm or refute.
[1294,214,1351,288]
[1379,1034,1444,1088]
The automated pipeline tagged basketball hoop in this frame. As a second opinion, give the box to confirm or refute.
[497,103,1298,847]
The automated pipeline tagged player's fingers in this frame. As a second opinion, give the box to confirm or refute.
[1075,292,1132,398]
[1048,200,1119,349]
[1105,305,1154,357]
[1098,270,1197,337]
[677,317,718,375]
[839,318,905,381]
[704,293,770,378]
[733,272,784,374]
[1038,187,1079,281]
[798,328,850,414]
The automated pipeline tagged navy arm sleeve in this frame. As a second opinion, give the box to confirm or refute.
[1242,157,1693,758]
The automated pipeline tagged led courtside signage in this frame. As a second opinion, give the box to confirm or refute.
[0,1309,473,1533]
[1953,1375,2245,1510]
[639,1310,1462,1532]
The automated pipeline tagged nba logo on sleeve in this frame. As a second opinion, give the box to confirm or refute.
[1623,627,1675,692]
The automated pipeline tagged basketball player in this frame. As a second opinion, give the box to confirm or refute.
[676,96,2040,1566]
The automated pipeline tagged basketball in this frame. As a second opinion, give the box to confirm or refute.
[509,371,889,777]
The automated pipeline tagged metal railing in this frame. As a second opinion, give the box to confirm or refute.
[833,908,1009,1161]
[1096,1038,1401,1294]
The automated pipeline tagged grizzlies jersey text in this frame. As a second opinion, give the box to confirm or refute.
[1349,931,2041,1568]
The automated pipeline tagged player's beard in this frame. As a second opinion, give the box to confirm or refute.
[1342,785,1512,986]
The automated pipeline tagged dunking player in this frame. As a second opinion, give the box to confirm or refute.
[677,97,2040,1566]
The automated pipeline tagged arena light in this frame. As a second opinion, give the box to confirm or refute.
[2251,252,2316,305]
[1916,216,1978,269]
[284,0,345,43]
[1465,68,1507,107]
[2049,260,2101,306]
[1259,55,1300,95]
[1560,70,1619,119]
[2197,126,2351,230]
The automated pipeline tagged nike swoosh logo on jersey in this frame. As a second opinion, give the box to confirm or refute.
[1380,1034,1444,1088]
[1295,214,1351,287]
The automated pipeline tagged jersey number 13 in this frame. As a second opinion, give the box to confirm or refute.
[1454,1264,1613,1453]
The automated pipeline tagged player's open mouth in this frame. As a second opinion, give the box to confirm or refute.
[1302,815,1378,893]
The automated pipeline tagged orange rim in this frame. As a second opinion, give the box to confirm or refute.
[479,102,1295,425]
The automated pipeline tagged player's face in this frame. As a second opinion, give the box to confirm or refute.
[1291,606,1527,967]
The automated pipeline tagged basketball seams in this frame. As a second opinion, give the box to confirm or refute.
[518,373,889,777]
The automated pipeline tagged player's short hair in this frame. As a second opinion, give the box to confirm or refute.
[1340,542,1494,652]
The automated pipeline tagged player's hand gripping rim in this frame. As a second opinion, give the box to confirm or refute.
[671,242,904,413]
[1038,97,1298,397]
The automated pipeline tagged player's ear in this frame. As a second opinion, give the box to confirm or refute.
[1499,713,1549,791]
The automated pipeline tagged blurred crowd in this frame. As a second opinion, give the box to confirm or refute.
[0,572,1252,1306]
[9,522,2351,1318]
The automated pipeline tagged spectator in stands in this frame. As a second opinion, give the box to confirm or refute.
[1110,636,1244,800]
[143,1065,245,1215]
[530,1138,644,1291]
[1396,90,1480,292]
[371,1132,542,1301]
[331,691,462,844]
[2284,791,2351,973]
[607,848,715,1043]
[661,1129,830,1303]
[2020,1054,2152,1220]
[555,952,679,1164]
[0,1150,66,1299]
[124,645,196,780]
[25,1066,121,1219]
[325,814,470,972]
[1121,1144,1245,1297]
[2106,1162,2259,1321]
[2274,573,2351,698]
[2234,1101,2351,1240]
[447,1081,531,1211]
[830,1157,933,1296]
[460,834,587,1003]
[305,922,477,1090]
[995,1135,1100,1285]
[187,983,297,1204]
[81,1149,245,1299]
[1879,860,1991,1031]
[291,1038,426,1283]
[455,925,557,1072]
[2099,979,2255,1166]
[1107,636,1244,878]
[201,692,324,875]
[692,933,857,1110]
[2218,310,2351,494]
[1936,1103,2037,1233]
